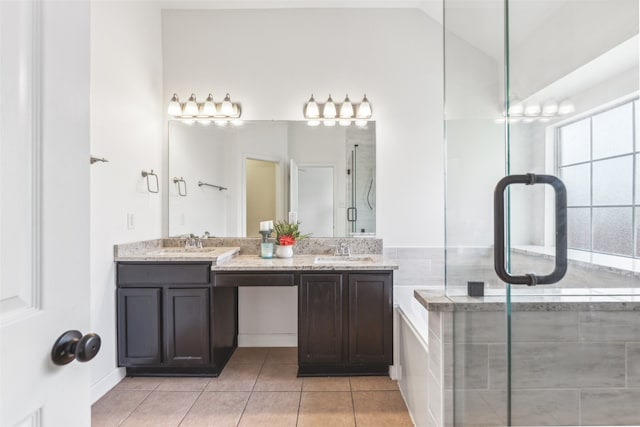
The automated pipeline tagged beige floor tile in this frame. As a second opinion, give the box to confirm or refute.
[205,364,262,392]
[121,391,200,427]
[91,389,151,427]
[352,391,413,427]
[254,364,302,392]
[179,391,250,427]
[227,347,269,365]
[238,391,301,427]
[115,376,164,391]
[349,376,399,391]
[302,377,351,392]
[297,391,355,427]
[265,347,298,364]
[157,377,211,392]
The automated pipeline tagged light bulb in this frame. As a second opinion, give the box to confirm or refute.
[184,93,198,116]
[231,119,243,126]
[215,119,228,127]
[323,95,337,119]
[508,97,524,116]
[307,119,321,127]
[355,120,368,127]
[524,101,541,117]
[203,93,217,116]
[168,93,182,116]
[323,119,336,127]
[356,95,372,119]
[339,119,351,126]
[558,99,575,115]
[221,93,234,116]
[339,95,354,118]
[182,118,195,125]
[305,94,320,118]
[542,100,558,116]
[198,119,211,125]
[522,117,536,124]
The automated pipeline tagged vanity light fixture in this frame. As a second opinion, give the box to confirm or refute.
[303,93,372,127]
[498,96,575,125]
[167,92,242,123]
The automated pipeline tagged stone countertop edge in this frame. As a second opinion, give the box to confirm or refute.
[211,255,398,271]
[414,289,640,312]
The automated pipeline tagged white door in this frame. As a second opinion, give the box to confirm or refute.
[0,2,92,426]
[298,165,334,236]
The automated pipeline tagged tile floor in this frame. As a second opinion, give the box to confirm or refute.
[92,347,413,426]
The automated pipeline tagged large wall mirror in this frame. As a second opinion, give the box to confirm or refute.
[168,121,376,238]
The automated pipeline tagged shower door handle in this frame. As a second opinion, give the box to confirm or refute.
[494,173,567,286]
[347,207,358,222]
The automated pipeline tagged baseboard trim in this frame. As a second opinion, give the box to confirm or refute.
[238,333,297,347]
[91,367,126,404]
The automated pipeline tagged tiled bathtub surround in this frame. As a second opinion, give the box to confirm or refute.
[418,290,640,426]
[444,246,640,290]
[384,247,445,288]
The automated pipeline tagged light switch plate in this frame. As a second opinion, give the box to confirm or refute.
[127,212,135,230]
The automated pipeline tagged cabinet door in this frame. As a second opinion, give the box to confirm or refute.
[117,288,162,366]
[164,288,211,365]
[298,274,345,365]
[348,273,393,365]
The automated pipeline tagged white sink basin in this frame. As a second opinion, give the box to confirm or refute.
[314,255,374,264]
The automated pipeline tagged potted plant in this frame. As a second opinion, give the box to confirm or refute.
[273,221,310,258]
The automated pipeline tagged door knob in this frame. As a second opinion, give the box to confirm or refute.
[51,330,102,365]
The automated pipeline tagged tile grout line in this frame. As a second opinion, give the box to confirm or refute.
[236,347,269,426]
[117,378,161,426]
[176,378,212,427]
[349,377,359,427]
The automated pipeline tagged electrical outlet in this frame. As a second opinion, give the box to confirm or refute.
[127,213,135,230]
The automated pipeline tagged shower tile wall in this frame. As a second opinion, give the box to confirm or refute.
[346,125,376,234]
[449,309,640,426]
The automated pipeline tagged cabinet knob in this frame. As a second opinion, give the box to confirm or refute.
[51,330,102,365]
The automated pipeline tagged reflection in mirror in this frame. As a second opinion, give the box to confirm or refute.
[168,121,376,237]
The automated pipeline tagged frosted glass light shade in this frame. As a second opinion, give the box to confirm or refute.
[305,95,320,118]
[184,94,198,116]
[542,100,559,116]
[508,98,524,116]
[356,95,372,119]
[524,102,541,116]
[221,93,234,116]
[558,99,576,115]
[203,93,217,116]
[168,93,182,116]
[340,95,354,118]
[323,95,337,118]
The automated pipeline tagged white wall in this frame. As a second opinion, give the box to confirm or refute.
[162,8,444,347]
[90,1,164,401]
[162,8,445,247]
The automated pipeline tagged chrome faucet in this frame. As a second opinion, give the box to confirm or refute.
[185,234,203,249]
[335,242,351,256]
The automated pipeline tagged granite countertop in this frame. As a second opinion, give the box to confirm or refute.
[415,288,640,312]
[113,238,395,270]
[211,254,398,271]
[114,240,240,263]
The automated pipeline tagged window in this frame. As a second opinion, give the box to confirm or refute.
[556,99,639,258]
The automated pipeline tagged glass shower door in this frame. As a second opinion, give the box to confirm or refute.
[445,0,640,425]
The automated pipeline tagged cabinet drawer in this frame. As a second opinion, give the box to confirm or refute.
[214,273,295,287]
[117,263,210,286]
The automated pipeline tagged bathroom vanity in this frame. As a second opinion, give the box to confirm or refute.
[114,238,397,377]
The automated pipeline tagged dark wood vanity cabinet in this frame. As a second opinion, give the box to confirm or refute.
[298,271,393,375]
[116,262,237,376]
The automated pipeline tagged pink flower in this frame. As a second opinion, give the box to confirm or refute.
[278,235,296,246]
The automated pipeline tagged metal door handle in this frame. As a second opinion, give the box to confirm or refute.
[51,330,102,365]
[347,207,357,222]
[494,173,567,285]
